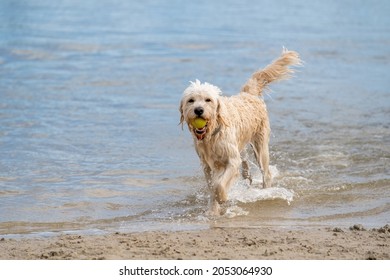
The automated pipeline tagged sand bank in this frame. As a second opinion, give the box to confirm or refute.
[1,225,388,260]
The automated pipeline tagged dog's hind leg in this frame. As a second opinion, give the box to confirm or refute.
[203,164,213,189]
[241,147,253,184]
[252,137,272,188]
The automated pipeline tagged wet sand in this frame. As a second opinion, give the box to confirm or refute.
[1,224,389,260]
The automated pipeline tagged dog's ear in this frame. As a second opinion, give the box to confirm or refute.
[178,100,185,130]
[217,99,228,127]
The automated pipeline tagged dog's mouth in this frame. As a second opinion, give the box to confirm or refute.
[194,126,207,140]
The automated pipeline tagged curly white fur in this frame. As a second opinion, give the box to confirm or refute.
[179,49,301,215]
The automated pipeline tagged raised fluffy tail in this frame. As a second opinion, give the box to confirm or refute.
[241,48,302,96]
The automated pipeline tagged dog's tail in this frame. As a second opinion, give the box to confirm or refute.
[241,48,302,96]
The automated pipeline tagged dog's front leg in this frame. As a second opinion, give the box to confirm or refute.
[212,157,241,213]
[203,165,221,215]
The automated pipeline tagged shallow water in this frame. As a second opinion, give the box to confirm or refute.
[0,0,389,236]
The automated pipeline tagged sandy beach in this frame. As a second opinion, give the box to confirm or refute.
[1,224,388,260]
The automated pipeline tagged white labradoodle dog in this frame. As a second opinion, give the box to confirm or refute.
[179,49,301,215]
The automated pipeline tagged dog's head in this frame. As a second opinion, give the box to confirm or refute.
[179,80,226,140]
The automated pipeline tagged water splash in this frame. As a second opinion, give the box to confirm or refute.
[230,185,295,205]
[219,165,295,218]
[229,165,294,204]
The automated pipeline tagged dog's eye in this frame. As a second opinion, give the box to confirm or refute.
[205,98,212,102]
[188,99,194,103]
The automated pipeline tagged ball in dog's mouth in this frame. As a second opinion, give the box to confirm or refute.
[191,118,208,140]
[191,117,207,129]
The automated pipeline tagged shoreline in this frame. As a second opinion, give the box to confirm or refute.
[0,224,389,260]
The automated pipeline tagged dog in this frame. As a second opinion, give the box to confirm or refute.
[179,49,301,215]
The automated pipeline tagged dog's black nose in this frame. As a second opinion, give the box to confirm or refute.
[194,107,204,116]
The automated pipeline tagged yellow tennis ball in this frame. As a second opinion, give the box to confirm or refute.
[191,118,207,129]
